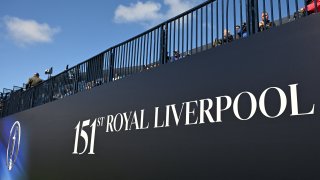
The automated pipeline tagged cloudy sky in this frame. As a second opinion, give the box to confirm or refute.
[0,0,205,90]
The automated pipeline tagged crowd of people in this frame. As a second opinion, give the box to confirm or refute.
[2,1,318,107]
[214,11,274,47]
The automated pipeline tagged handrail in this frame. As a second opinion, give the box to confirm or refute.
[1,0,315,117]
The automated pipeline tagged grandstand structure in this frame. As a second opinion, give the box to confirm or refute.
[1,0,317,117]
[0,0,320,179]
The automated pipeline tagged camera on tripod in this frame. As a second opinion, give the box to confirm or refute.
[45,67,53,78]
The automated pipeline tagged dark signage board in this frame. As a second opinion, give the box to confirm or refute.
[1,14,319,180]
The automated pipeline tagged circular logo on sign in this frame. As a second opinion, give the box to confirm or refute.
[6,121,21,171]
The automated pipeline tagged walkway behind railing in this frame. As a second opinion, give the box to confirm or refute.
[1,0,317,117]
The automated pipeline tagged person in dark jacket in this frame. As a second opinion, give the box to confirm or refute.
[259,12,275,31]
[27,73,42,88]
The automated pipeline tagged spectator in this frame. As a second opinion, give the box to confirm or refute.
[27,73,43,88]
[303,0,320,14]
[213,29,234,47]
[173,50,181,61]
[223,29,234,43]
[236,25,241,39]
[239,23,248,38]
[259,12,274,31]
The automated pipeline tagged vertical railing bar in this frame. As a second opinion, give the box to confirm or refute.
[178,18,180,55]
[168,23,171,61]
[158,28,161,64]
[152,29,157,63]
[233,0,236,39]
[263,0,267,31]
[278,0,283,25]
[182,16,184,56]
[191,12,194,54]
[246,0,251,36]
[187,14,189,54]
[114,48,118,81]
[144,34,148,67]
[149,31,152,66]
[121,45,125,78]
[117,47,120,79]
[304,0,308,16]
[114,47,117,79]
[270,0,275,24]
[125,43,129,76]
[131,40,134,75]
[124,44,127,77]
[206,4,208,50]
[138,37,142,72]
[165,23,169,64]
[133,39,136,73]
[121,45,124,77]
[211,1,214,46]
[256,0,259,33]
[201,7,203,51]
[154,29,157,65]
[136,38,140,72]
[240,0,243,30]
[145,34,148,66]
[132,39,135,74]
[216,0,219,41]
[127,42,131,76]
[125,42,129,76]
[226,0,229,43]
[222,0,224,44]
[137,37,141,72]
[118,46,122,78]
[107,50,111,79]
[120,44,125,78]
[196,9,198,52]
[173,20,176,55]
[286,0,290,20]
[139,36,143,71]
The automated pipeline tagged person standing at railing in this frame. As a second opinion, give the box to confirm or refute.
[213,29,234,47]
[294,0,319,19]
[172,50,181,61]
[259,12,275,32]
[304,0,320,14]
[236,23,248,39]
[27,73,43,89]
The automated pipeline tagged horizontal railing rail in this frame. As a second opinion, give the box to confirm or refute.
[1,0,317,117]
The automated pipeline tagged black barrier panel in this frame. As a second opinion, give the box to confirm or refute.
[0,14,319,180]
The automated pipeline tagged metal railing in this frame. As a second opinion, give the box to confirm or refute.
[1,0,317,117]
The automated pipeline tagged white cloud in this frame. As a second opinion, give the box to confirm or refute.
[164,0,197,19]
[114,1,163,24]
[114,0,202,26]
[3,16,60,46]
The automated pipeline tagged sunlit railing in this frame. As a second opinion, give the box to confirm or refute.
[1,0,317,117]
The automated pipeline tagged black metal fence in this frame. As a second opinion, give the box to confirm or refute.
[1,0,318,117]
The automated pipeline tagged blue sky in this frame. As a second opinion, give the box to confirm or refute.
[0,0,206,91]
